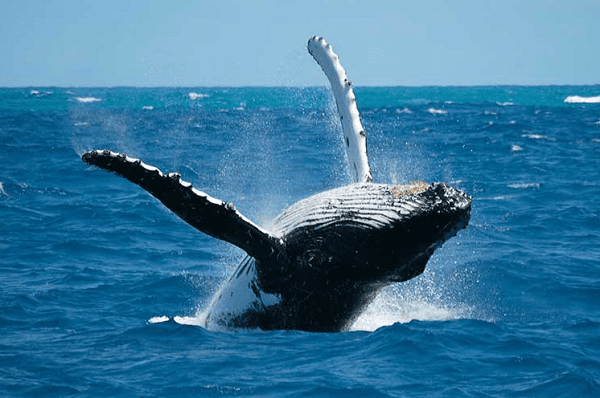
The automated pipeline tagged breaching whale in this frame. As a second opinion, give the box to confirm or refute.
[81,37,472,332]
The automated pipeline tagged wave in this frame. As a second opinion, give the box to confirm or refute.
[522,133,554,141]
[74,97,102,103]
[29,89,53,98]
[147,316,169,324]
[427,108,447,115]
[564,95,600,104]
[508,182,540,189]
[188,92,209,100]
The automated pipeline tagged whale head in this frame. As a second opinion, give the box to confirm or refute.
[245,181,471,330]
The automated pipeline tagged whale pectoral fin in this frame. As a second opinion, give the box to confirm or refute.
[308,36,373,183]
[82,150,285,264]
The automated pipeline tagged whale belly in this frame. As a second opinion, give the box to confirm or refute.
[203,256,282,330]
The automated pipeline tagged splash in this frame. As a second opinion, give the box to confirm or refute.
[350,269,477,332]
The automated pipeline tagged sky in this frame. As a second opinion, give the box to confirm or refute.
[1,0,599,87]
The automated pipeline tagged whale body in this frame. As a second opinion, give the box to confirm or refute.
[81,37,472,332]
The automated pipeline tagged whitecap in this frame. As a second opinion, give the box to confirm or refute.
[496,102,514,106]
[427,108,447,115]
[29,89,52,97]
[522,133,554,141]
[188,92,209,100]
[510,145,523,152]
[0,182,8,197]
[480,195,515,201]
[508,182,540,189]
[142,105,154,110]
[173,316,205,326]
[395,107,413,114]
[564,95,600,104]
[74,97,102,103]
[147,316,170,324]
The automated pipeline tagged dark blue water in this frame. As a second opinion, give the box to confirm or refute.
[1,87,599,397]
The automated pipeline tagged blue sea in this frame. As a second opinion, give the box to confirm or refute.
[1,86,600,397]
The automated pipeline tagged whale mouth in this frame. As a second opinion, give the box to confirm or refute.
[429,182,472,243]
[384,182,471,283]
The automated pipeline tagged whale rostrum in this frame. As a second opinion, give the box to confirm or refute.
[81,37,472,332]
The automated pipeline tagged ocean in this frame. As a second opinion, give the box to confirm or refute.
[1,86,599,397]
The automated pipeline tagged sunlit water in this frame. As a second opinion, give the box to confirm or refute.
[1,86,599,397]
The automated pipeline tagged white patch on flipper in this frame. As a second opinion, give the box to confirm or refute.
[308,37,372,183]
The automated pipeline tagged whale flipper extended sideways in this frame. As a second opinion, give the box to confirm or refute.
[82,150,287,268]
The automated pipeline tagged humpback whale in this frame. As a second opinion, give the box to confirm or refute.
[82,37,472,332]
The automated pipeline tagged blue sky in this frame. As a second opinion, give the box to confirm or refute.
[2,0,599,87]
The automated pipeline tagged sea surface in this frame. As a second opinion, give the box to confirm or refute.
[1,86,599,397]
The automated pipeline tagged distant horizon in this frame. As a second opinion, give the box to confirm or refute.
[4,83,600,89]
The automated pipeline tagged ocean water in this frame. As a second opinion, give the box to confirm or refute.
[1,86,599,397]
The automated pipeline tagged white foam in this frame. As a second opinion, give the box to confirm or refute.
[173,316,205,326]
[427,108,447,115]
[496,102,514,106]
[148,316,169,324]
[510,145,523,152]
[350,287,474,332]
[522,133,554,141]
[74,97,102,103]
[142,105,154,110]
[188,92,209,100]
[30,89,52,97]
[564,95,600,104]
[0,182,8,197]
[508,182,540,189]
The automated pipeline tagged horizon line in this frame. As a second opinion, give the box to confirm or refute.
[2,83,600,89]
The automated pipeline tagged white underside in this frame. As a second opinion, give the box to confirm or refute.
[202,257,281,330]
